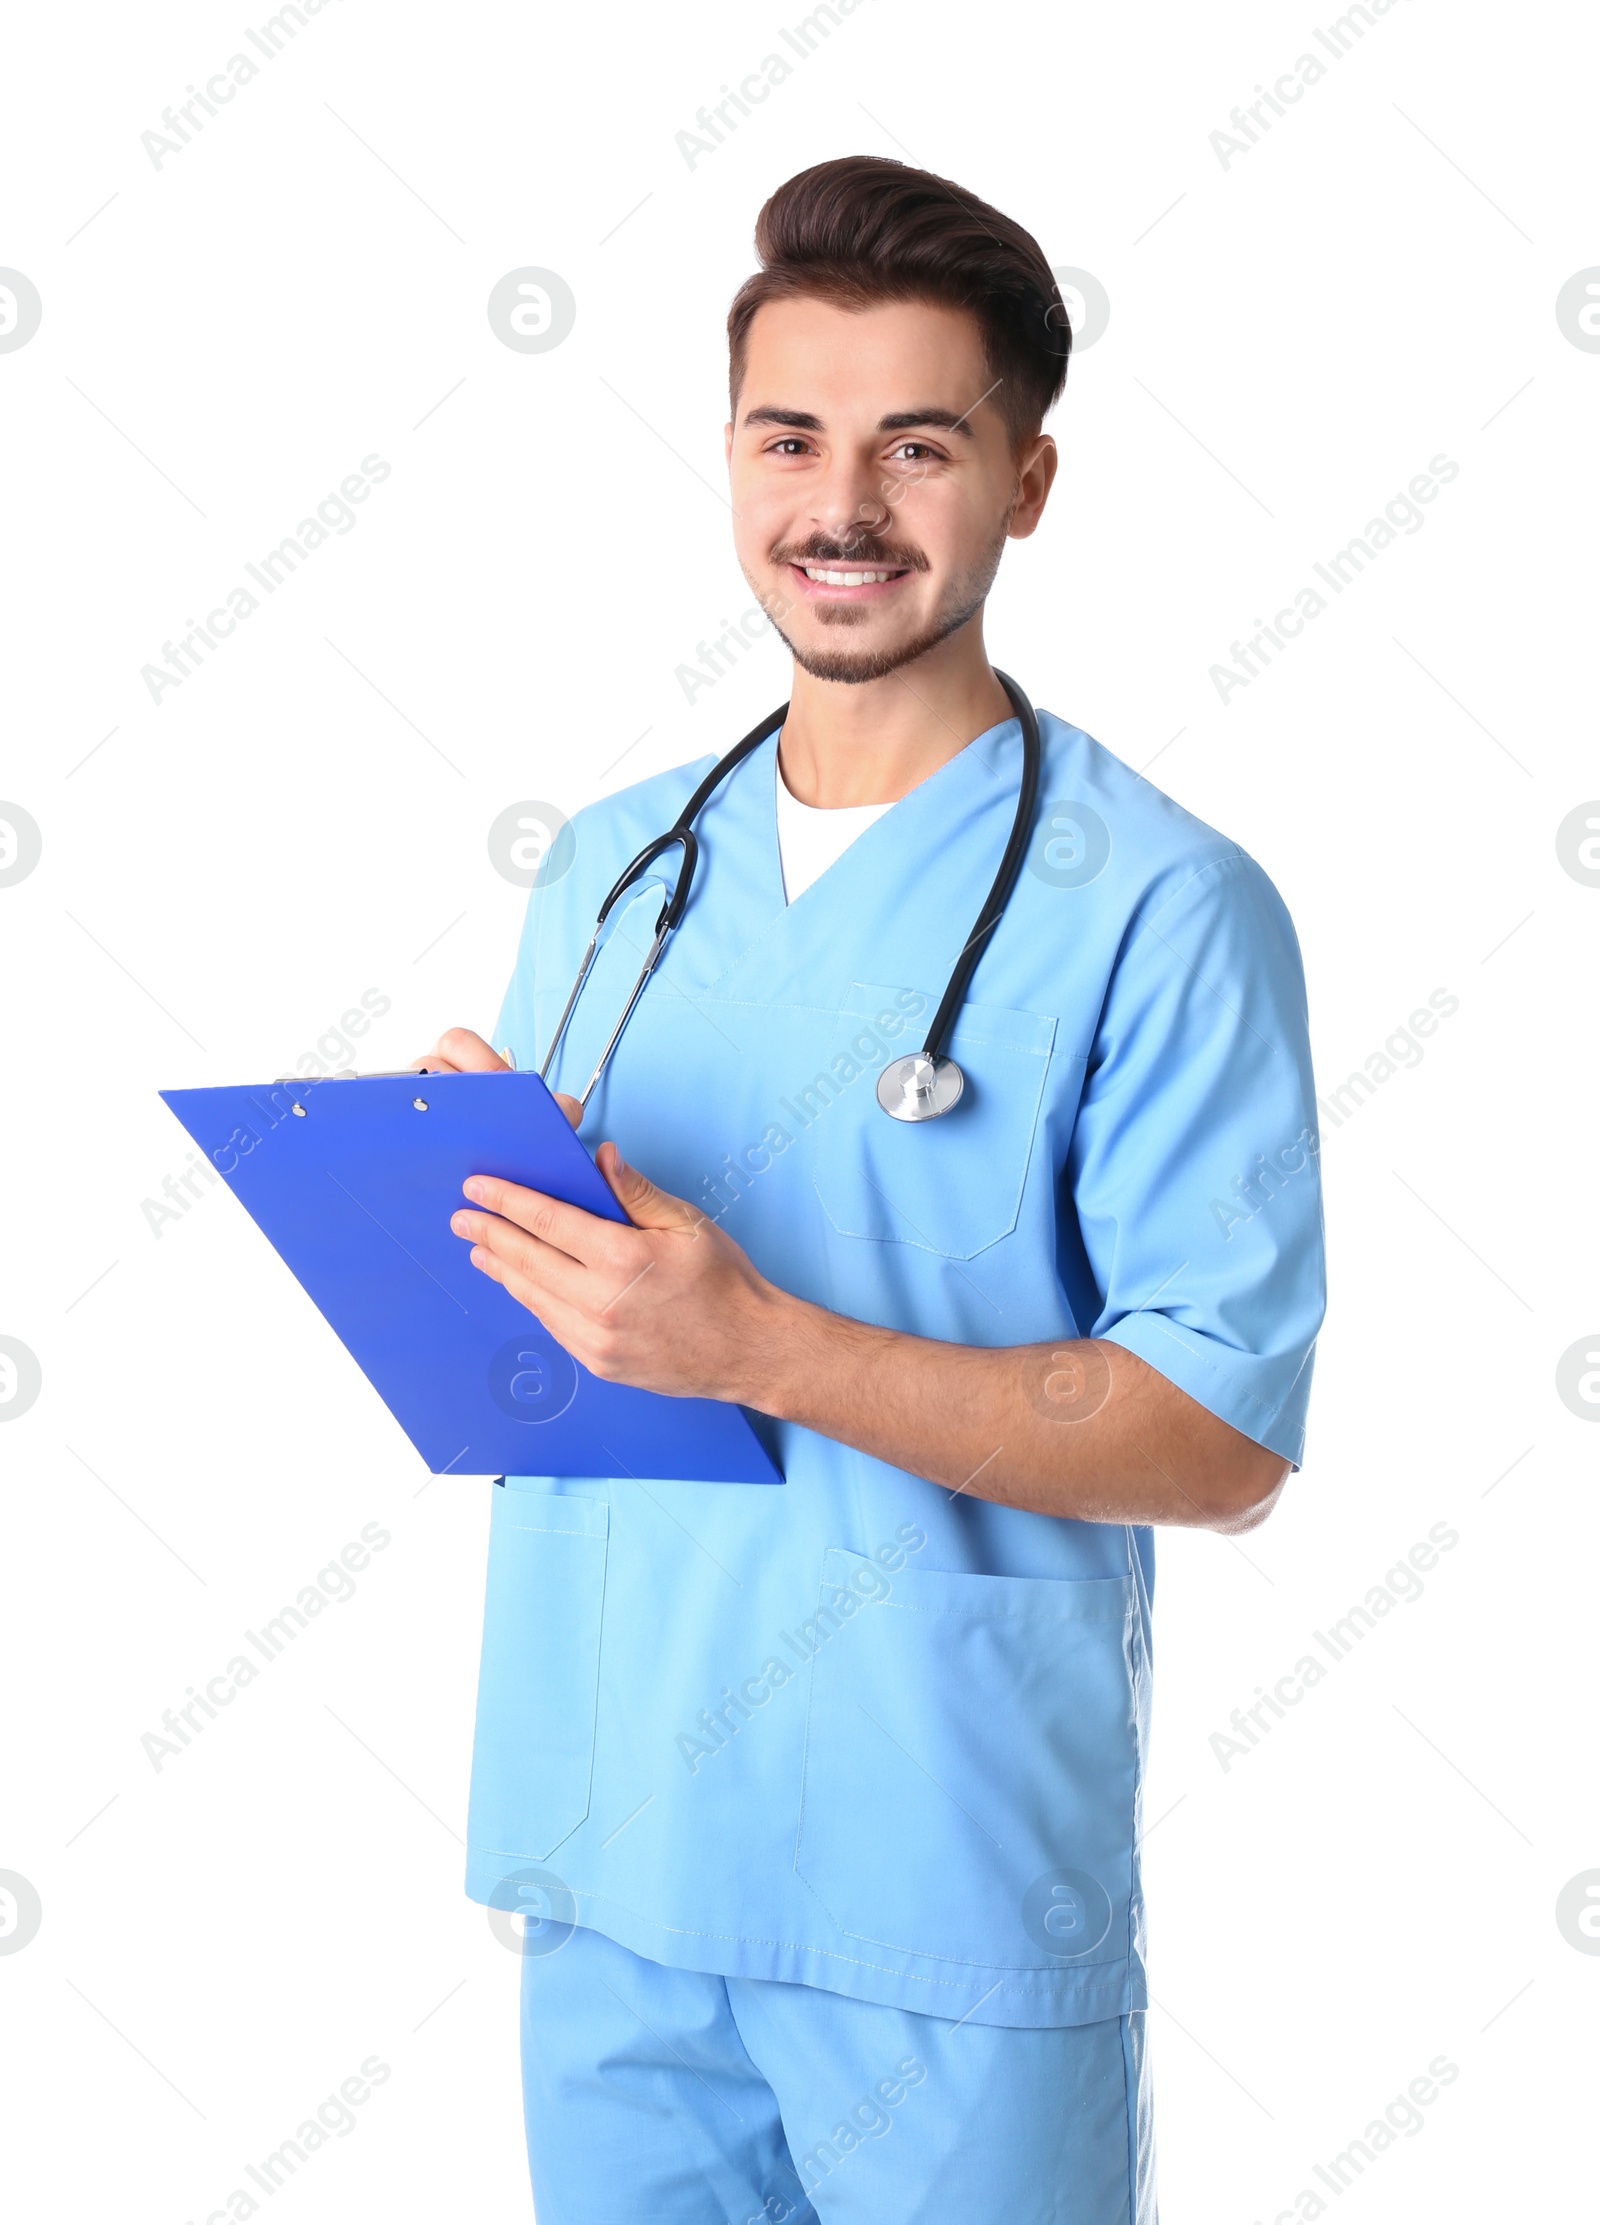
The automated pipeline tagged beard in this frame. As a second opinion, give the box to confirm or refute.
[757,516,1012,686]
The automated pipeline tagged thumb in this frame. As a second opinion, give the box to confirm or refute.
[595,1141,694,1231]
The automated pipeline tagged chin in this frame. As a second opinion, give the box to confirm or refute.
[789,639,922,685]
[779,598,984,687]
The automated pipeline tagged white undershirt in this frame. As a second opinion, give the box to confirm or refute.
[774,757,893,903]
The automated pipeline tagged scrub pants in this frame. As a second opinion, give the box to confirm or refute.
[519,1922,1156,2224]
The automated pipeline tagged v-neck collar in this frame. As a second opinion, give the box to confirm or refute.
[773,754,894,906]
[767,709,1021,898]
[693,710,1026,998]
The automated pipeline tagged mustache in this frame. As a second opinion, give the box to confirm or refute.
[771,532,928,572]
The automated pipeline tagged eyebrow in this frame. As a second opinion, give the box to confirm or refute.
[741,405,978,438]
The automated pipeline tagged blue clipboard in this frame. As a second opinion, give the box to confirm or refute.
[159,1071,783,1484]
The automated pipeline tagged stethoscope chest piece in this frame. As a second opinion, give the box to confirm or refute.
[875,1052,965,1122]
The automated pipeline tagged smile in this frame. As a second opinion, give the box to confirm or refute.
[801,565,902,585]
[787,561,912,600]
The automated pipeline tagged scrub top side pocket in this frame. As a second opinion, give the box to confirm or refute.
[794,1549,1140,1982]
[467,1485,610,1865]
[808,988,1057,1261]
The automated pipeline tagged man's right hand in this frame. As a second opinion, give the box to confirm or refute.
[413,1026,508,1076]
[413,1027,582,1128]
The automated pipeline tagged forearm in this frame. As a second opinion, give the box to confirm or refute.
[737,1287,1289,1530]
[447,1132,1290,1531]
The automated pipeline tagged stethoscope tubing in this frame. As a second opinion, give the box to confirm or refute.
[540,678,1040,1108]
[916,671,1040,1064]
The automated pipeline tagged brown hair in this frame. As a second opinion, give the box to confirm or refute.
[728,155,1070,448]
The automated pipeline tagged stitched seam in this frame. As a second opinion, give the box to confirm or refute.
[1101,1316,1279,1420]
[833,1604,1130,1628]
[473,1880,1133,1997]
[1121,2013,1138,2225]
[1120,848,1251,960]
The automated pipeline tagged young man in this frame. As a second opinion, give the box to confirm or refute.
[424,156,1325,2224]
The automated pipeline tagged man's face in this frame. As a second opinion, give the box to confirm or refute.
[726,295,1055,685]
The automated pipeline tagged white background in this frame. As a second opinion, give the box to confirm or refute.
[2,0,1595,2218]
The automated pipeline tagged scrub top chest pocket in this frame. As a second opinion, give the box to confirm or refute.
[808,986,1057,1260]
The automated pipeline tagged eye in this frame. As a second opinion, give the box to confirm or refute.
[766,436,813,457]
[887,440,941,463]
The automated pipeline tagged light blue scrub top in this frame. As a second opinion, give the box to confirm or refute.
[465,709,1326,2030]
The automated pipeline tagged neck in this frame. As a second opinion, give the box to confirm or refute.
[775,616,1013,808]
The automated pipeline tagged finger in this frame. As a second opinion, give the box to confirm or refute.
[417,1026,508,1075]
[463,1246,620,1375]
[459,1176,623,1269]
[594,1142,704,1235]
[454,1209,591,1311]
[552,1090,582,1129]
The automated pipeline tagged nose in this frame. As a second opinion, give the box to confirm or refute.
[808,458,892,546]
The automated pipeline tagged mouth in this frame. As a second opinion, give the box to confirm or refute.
[787,560,913,601]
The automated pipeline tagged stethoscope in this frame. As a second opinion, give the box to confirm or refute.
[541,671,1041,1124]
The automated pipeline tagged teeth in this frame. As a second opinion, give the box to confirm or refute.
[802,566,896,586]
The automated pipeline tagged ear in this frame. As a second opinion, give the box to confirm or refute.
[1007,434,1058,540]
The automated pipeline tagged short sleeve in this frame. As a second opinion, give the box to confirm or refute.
[1069,852,1326,1466]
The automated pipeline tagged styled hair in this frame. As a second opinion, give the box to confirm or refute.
[728,155,1070,448]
